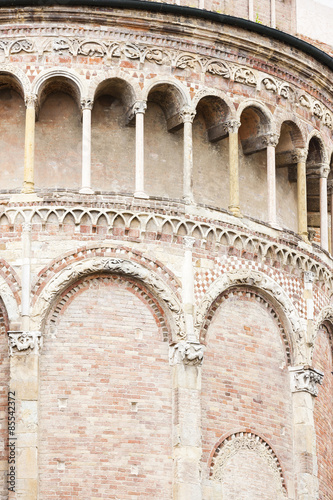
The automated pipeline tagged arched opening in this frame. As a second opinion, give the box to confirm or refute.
[201,286,293,494]
[91,78,136,194]
[192,95,230,208]
[329,154,333,253]
[275,120,305,232]
[144,83,184,199]
[239,105,271,221]
[39,273,172,499]
[0,73,25,191]
[35,76,82,190]
[306,136,326,244]
[313,322,333,499]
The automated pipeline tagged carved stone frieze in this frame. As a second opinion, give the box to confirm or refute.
[211,433,287,498]
[8,330,41,355]
[0,32,330,126]
[169,341,205,366]
[290,366,324,396]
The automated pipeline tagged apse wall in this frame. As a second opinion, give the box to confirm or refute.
[0,2,331,500]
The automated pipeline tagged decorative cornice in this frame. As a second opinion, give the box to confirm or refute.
[169,341,205,366]
[8,330,41,355]
[289,365,324,397]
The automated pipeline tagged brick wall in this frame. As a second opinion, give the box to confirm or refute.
[0,89,25,192]
[35,92,81,190]
[39,276,172,499]
[313,325,333,500]
[202,291,293,493]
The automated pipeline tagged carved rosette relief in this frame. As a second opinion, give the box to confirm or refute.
[211,433,287,498]
[169,341,205,366]
[8,331,41,356]
[289,366,324,397]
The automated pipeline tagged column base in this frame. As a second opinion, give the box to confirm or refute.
[228,205,242,217]
[21,182,34,194]
[79,187,94,195]
[298,232,310,243]
[134,191,149,199]
[183,195,194,205]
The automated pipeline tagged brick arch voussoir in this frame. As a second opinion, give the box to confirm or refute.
[195,269,305,365]
[46,273,170,343]
[31,253,184,343]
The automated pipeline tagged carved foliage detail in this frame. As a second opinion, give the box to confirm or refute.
[8,330,41,355]
[290,366,324,396]
[211,432,287,498]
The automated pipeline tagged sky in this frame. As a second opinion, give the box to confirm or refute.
[315,0,333,7]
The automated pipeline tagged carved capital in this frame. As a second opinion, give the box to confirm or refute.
[263,133,279,148]
[169,341,205,366]
[292,148,307,163]
[180,106,196,123]
[183,236,195,249]
[8,331,42,356]
[304,271,315,284]
[133,100,147,115]
[81,98,93,111]
[22,222,32,232]
[25,94,38,109]
[290,366,324,397]
[223,120,241,135]
[320,164,330,179]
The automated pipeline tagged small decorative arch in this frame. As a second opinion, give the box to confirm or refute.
[32,67,86,111]
[192,87,235,117]
[307,129,329,164]
[209,431,288,498]
[0,64,31,99]
[142,76,190,109]
[236,98,274,132]
[31,256,184,343]
[195,268,305,365]
[87,68,140,105]
[312,305,333,359]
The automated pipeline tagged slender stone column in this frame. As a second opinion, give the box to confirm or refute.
[289,365,323,500]
[133,100,148,199]
[22,95,37,194]
[249,0,254,21]
[271,0,276,28]
[294,149,308,240]
[224,120,241,217]
[8,330,41,500]
[319,164,329,251]
[264,133,279,226]
[79,99,94,195]
[169,342,205,500]
[180,107,196,204]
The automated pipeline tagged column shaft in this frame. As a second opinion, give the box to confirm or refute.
[80,101,93,194]
[22,99,36,194]
[227,121,241,217]
[265,134,279,226]
[296,151,308,239]
[134,101,148,198]
[181,107,196,204]
[319,167,329,251]
[331,190,333,253]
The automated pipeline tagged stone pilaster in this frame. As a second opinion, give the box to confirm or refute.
[328,179,333,254]
[79,98,94,195]
[182,237,196,342]
[224,120,241,217]
[289,365,324,500]
[22,95,37,195]
[170,341,205,500]
[7,331,41,500]
[180,107,196,204]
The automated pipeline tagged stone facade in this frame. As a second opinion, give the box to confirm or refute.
[0,1,332,499]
